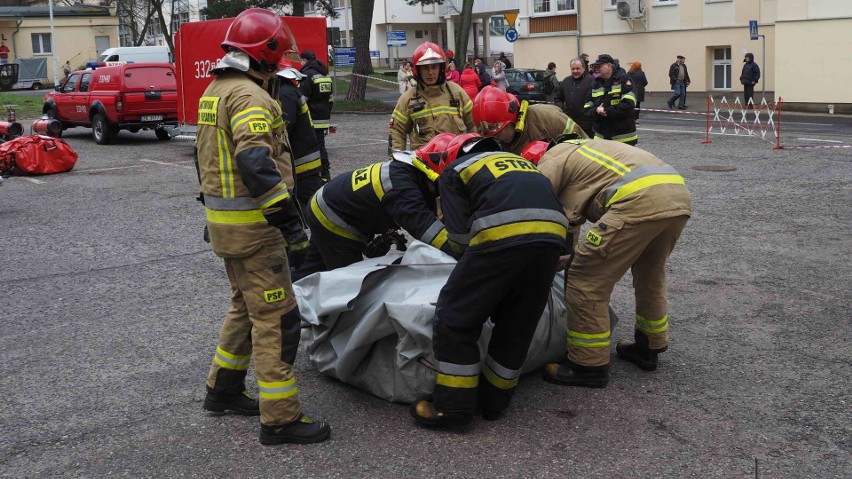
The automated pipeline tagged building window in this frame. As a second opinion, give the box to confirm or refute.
[534,0,576,14]
[557,0,575,10]
[712,46,731,90]
[534,0,551,14]
[605,0,617,10]
[150,15,162,37]
[655,0,677,5]
[490,16,508,35]
[172,11,190,32]
[415,30,423,39]
[32,33,51,54]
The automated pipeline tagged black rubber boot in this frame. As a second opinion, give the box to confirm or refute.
[542,360,609,388]
[616,331,668,372]
[410,396,473,429]
[259,414,331,445]
[203,390,260,416]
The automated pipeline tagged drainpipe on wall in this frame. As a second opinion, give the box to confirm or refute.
[11,14,22,62]
[575,0,581,59]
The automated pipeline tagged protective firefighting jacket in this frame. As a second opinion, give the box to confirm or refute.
[439,151,569,255]
[299,59,333,129]
[584,70,637,143]
[278,80,321,178]
[309,156,455,257]
[504,102,588,155]
[196,70,294,258]
[536,139,692,239]
[390,82,475,151]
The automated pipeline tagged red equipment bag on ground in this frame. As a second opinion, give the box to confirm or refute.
[0,135,78,176]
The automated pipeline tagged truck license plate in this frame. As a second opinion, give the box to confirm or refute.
[141,115,163,122]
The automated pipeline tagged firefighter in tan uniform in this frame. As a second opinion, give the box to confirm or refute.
[196,8,330,445]
[389,42,475,151]
[472,85,587,154]
[533,139,692,387]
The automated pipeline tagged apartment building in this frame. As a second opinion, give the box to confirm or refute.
[307,0,518,66]
[515,0,851,111]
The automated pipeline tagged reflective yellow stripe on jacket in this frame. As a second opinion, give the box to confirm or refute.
[309,188,368,242]
[468,208,569,246]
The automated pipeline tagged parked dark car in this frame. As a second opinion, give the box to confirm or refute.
[504,68,547,102]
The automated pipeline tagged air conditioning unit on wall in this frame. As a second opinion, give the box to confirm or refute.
[617,0,643,19]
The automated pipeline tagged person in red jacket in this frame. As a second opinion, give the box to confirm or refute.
[459,63,481,100]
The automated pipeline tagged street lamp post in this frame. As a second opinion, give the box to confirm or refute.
[49,0,60,88]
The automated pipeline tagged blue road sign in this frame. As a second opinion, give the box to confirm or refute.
[333,47,356,67]
[505,28,519,43]
[749,20,759,40]
[370,50,380,58]
[387,31,407,47]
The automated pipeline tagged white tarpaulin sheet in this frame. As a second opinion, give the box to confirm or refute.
[295,241,571,404]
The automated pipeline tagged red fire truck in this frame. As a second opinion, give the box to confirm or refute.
[174,16,328,126]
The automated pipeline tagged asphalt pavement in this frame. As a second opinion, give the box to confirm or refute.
[0,111,850,477]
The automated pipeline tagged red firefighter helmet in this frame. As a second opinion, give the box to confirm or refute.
[411,42,447,77]
[415,133,456,174]
[221,8,298,71]
[444,133,501,166]
[519,141,550,166]
[472,86,521,137]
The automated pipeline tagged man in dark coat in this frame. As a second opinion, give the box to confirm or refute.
[740,52,761,109]
[667,55,690,110]
[555,58,595,137]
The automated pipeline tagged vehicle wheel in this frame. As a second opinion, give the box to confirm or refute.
[92,113,116,145]
[44,105,57,119]
[155,127,172,141]
[31,82,41,90]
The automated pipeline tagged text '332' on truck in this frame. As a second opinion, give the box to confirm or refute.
[42,62,178,144]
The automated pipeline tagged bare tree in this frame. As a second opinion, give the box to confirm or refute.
[407,0,474,63]
[345,0,375,101]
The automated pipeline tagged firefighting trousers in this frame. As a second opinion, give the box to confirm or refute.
[315,129,330,181]
[565,214,689,367]
[206,240,303,426]
[432,244,561,415]
[291,203,366,281]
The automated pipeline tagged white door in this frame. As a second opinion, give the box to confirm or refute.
[95,36,110,57]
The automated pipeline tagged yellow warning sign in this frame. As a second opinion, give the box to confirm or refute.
[504,12,518,28]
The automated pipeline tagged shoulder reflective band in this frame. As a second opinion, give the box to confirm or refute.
[372,162,394,200]
[230,107,273,131]
[310,188,368,242]
[604,165,684,208]
[577,145,632,176]
[454,152,525,184]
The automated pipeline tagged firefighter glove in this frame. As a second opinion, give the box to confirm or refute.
[364,229,408,258]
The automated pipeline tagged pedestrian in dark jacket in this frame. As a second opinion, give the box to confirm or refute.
[740,52,761,109]
[474,58,491,91]
[627,61,648,121]
[299,50,334,180]
[667,55,690,109]
[498,52,512,69]
[554,58,594,137]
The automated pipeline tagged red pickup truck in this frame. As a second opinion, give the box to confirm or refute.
[43,62,179,144]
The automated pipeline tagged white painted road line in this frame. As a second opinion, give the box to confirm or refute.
[328,140,389,149]
[140,159,195,169]
[796,138,844,143]
[21,177,46,184]
[74,164,148,173]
